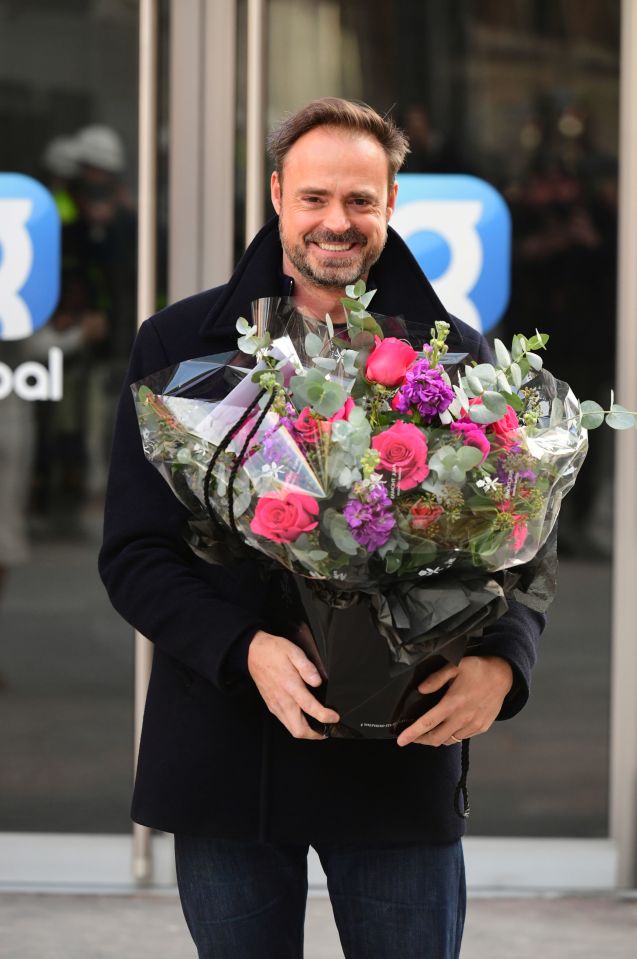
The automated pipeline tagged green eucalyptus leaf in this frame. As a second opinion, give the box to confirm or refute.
[305,332,324,357]
[472,363,497,387]
[360,289,376,308]
[342,297,365,313]
[510,362,523,389]
[526,352,543,372]
[468,403,502,425]
[312,357,338,371]
[329,515,359,555]
[482,391,507,417]
[385,553,402,574]
[352,279,366,297]
[511,335,524,361]
[449,464,466,483]
[236,317,253,335]
[456,445,483,469]
[494,338,511,368]
[501,391,523,412]
[606,405,636,430]
[345,284,357,298]
[580,399,604,430]
[308,549,329,561]
[238,334,259,354]
[496,371,511,393]
[466,372,484,395]
[350,330,376,351]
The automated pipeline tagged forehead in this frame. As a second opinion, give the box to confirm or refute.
[282,126,389,191]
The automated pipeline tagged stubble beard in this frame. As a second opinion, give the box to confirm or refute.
[279,223,387,290]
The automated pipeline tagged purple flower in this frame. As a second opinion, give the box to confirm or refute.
[392,361,454,422]
[343,480,396,552]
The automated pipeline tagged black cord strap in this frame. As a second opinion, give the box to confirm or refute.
[453,738,471,819]
[203,388,277,535]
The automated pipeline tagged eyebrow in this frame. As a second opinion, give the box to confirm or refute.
[295,187,379,201]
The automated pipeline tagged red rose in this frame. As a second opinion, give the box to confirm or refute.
[372,421,429,491]
[410,503,444,531]
[365,336,417,387]
[250,491,319,543]
[327,396,355,422]
[511,518,527,551]
[489,405,520,447]
[293,407,321,444]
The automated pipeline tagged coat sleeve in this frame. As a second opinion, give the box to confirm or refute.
[470,325,551,720]
[98,318,264,689]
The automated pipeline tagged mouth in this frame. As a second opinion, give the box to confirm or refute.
[315,241,355,252]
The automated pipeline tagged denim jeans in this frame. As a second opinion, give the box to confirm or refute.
[174,835,465,959]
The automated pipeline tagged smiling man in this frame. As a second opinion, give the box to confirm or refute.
[99,98,546,959]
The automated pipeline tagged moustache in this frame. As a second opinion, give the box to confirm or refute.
[304,229,367,246]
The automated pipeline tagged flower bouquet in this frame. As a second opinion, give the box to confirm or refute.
[133,284,607,738]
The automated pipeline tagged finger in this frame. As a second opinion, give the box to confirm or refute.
[396,715,439,747]
[287,647,323,687]
[418,664,459,694]
[398,694,456,745]
[278,699,329,740]
[423,718,477,747]
[293,683,340,725]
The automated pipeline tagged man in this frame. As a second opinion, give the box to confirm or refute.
[99,98,545,959]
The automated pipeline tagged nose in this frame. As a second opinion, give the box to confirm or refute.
[321,201,351,236]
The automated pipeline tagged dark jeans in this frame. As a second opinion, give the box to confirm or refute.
[174,835,465,959]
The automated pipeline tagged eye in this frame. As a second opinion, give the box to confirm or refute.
[351,197,372,207]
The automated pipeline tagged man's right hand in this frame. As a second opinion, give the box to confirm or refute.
[247,630,339,740]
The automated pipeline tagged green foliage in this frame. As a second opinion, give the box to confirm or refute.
[290,369,347,417]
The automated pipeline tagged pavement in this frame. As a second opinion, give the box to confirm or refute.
[1,889,636,958]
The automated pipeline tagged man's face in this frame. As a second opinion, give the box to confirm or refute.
[271,126,398,291]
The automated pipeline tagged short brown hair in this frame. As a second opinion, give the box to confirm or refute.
[268,97,410,184]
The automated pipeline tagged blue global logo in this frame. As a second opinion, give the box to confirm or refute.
[393,174,511,333]
[0,173,60,341]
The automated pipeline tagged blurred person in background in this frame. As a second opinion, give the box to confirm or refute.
[31,125,136,534]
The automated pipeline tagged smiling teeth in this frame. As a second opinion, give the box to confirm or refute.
[317,243,353,251]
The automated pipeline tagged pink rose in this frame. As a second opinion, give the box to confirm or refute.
[327,396,355,422]
[293,407,321,444]
[449,420,491,463]
[365,336,417,387]
[489,405,520,447]
[372,421,429,491]
[250,491,319,543]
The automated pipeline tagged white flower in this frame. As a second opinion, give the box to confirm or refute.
[476,476,500,493]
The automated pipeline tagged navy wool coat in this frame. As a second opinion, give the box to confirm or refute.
[99,218,545,843]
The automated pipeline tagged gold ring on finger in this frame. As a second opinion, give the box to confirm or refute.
[450,734,462,744]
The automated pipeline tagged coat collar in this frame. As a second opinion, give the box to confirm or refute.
[198,216,463,348]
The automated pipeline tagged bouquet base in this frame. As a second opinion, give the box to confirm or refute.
[288,578,468,740]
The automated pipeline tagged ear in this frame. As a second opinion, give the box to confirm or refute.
[386,181,398,221]
[271,171,282,215]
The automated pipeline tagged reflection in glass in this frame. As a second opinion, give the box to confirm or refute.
[0,0,165,834]
[258,0,620,837]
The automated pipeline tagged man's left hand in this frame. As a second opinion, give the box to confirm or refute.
[396,656,513,748]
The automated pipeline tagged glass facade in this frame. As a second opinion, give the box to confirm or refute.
[0,0,142,833]
[258,0,620,837]
[0,0,626,861]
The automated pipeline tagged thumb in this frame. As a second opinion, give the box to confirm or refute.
[289,647,322,686]
[418,664,459,694]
